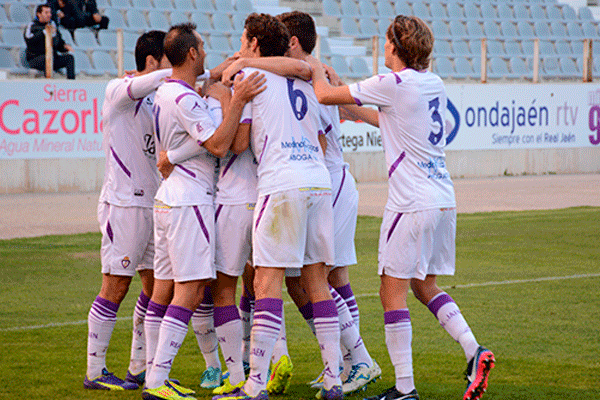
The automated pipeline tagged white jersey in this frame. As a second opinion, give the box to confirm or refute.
[98,69,171,208]
[240,68,331,195]
[319,104,347,174]
[153,79,219,206]
[349,69,456,213]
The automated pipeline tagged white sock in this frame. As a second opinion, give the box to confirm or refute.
[87,296,119,378]
[335,284,360,331]
[244,298,282,397]
[145,305,193,389]
[428,292,479,360]
[129,290,150,374]
[384,309,414,395]
[144,301,167,378]
[313,300,341,390]
[298,302,316,335]
[271,307,289,363]
[214,305,245,385]
[192,289,221,370]
[239,293,254,364]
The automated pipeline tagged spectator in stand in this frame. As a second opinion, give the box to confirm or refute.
[49,0,109,32]
[24,4,75,79]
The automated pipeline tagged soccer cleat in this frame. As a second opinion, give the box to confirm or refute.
[212,387,269,400]
[308,370,325,389]
[168,380,196,396]
[84,368,139,390]
[266,355,293,394]
[201,367,223,389]
[142,382,195,400]
[221,362,249,382]
[315,384,343,400]
[464,346,495,400]
[125,369,146,386]
[363,387,419,400]
[342,361,382,394]
[213,378,245,395]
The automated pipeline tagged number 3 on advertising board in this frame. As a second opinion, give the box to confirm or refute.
[287,78,307,120]
[428,97,444,145]
[588,105,600,145]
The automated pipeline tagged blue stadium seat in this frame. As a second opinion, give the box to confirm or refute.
[103,8,127,29]
[127,10,149,30]
[96,0,110,8]
[578,7,593,21]
[330,55,350,77]
[566,22,584,38]
[208,34,231,52]
[234,0,254,14]
[466,21,484,38]
[433,56,453,78]
[170,11,189,25]
[377,19,391,36]
[555,40,572,57]
[571,40,583,56]
[510,57,529,79]
[349,56,369,78]
[124,50,136,72]
[542,56,561,78]
[464,3,480,19]
[97,29,117,51]
[534,21,551,38]
[153,0,175,11]
[433,39,452,56]
[547,5,563,20]
[7,3,31,26]
[323,0,342,17]
[341,17,360,37]
[192,12,214,35]
[560,58,580,78]
[319,36,332,56]
[432,20,450,39]
[394,2,412,16]
[149,11,170,30]
[123,30,138,50]
[92,50,117,76]
[196,0,216,12]
[411,2,431,19]
[497,4,514,20]
[455,56,474,79]
[215,0,235,14]
[550,21,567,37]
[501,21,519,38]
[488,57,509,79]
[487,40,505,57]
[359,18,378,37]
[530,5,547,20]
[73,29,100,50]
[429,2,447,19]
[58,26,75,47]
[453,40,470,56]
[483,21,501,39]
[514,4,530,20]
[206,53,225,68]
[583,23,598,38]
[539,40,555,56]
[505,40,523,57]
[449,20,467,37]
[359,1,377,18]
[517,21,535,39]
[74,50,101,76]
[480,3,497,19]
[213,13,233,32]
[376,1,394,18]
[1,27,26,48]
[447,3,463,19]
[562,5,577,21]
[232,12,245,32]
[0,48,17,70]
[174,0,194,10]
[132,0,152,9]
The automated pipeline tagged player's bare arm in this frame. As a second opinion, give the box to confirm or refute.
[221,57,312,85]
[306,55,355,105]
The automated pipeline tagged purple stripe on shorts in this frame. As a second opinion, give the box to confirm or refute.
[332,167,346,208]
[106,220,114,243]
[255,194,270,229]
[175,92,196,105]
[255,298,283,318]
[95,296,119,313]
[353,97,363,106]
[110,146,131,178]
[192,205,210,244]
[134,99,143,117]
[258,135,268,164]
[154,105,161,143]
[165,304,193,324]
[312,299,338,319]
[176,164,197,178]
[214,305,240,327]
[388,151,406,178]
[384,309,410,324]
[427,293,454,316]
[241,118,252,124]
[215,204,223,222]
[221,154,238,178]
[386,212,403,243]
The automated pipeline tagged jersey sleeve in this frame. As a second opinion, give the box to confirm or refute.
[105,69,172,110]
[175,93,217,145]
[319,104,335,136]
[167,136,202,164]
[240,103,252,124]
[348,73,397,108]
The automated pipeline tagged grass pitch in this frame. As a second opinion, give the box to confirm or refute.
[1,207,599,400]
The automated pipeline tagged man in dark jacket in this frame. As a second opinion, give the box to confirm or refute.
[49,0,109,31]
[24,4,76,79]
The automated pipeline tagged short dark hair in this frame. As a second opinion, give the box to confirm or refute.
[244,13,289,57]
[277,11,316,55]
[135,30,166,71]
[36,4,50,15]
[386,15,433,70]
[164,22,199,67]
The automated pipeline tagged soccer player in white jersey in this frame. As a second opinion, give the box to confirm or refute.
[141,23,265,400]
[85,30,172,391]
[215,13,341,400]
[306,15,495,400]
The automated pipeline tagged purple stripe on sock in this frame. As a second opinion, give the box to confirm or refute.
[165,305,194,324]
[298,302,314,321]
[255,298,282,318]
[388,151,406,178]
[201,285,213,305]
[384,309,410,324]
[254,313,282,326]
[138,290,151,309]
[312,299,338,319]
[221,154,238,178]
[240,295,253,313]
[110,146,132,178]
[427,293,455,316]
[193,205,210,244]
[106,220,113,243]
[335,284,354,301]
[91,304,118,319]
[332,167,346,208]
[386,212,403,243]
[215,204,223,222]
[148,301,168,318]
[176,164,197,178]
[258,135,268,164]
[214,305,240,327]
[255,195,270,229]
[95,296,119,313]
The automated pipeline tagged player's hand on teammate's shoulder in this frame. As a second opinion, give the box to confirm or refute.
[204,80,232,101]
[231,71,267,103]
[157,150,175,179]
[209,53,240,81]
[221,58,247,87]
[323,63,343,86]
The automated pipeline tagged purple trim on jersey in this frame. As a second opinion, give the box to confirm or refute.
[318,129,324,135]
[386,212,403,243]
[353,97,363,106]
[176,164,196,178]
[165,304,193,324]
[324,124,333,134]
[427,293,454,316]
[221,154,238,178]
[214,305,240,328]
[167,78,195,91]
[127,82,142,101]
[393,72,402,84]
[175,92,196,105]
[258,135,268,164]
[110,146,132,178]
[255,194,270,229]
[106,220,114,243]
[332,167,346,208]
[154,105,161,143]
[377,75,385,81]
[388,151,406,178]
[241,118,252,124]
[134,99,143,116]
[193,205,210,244]
[215,204,223,222]
[384,309,410,324]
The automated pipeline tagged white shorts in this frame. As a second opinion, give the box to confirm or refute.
[378,208,456,280]
[253,188,335,269]
[153,203,216,283]
[331,166,358,268]
[215,202,254,276]
[98,202,154,277]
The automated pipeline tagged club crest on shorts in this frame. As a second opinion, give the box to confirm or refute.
[121,256,131,268]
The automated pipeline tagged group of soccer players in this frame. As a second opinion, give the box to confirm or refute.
[83,8,494,400]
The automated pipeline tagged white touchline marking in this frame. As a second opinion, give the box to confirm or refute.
[2,273,600,332]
